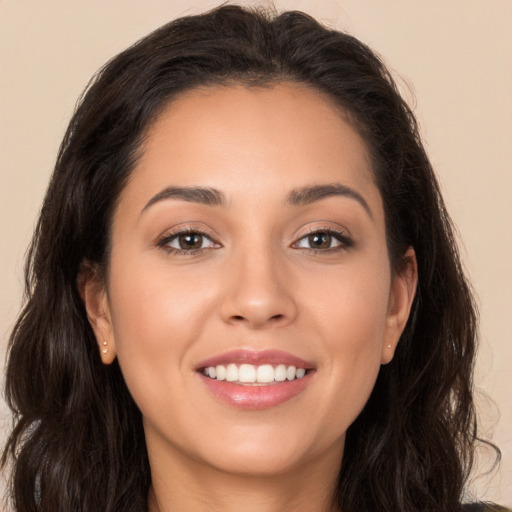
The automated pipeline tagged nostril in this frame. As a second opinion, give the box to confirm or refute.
[230,313,284,323]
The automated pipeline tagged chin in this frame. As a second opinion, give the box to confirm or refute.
[204,447,309,477]
[191,427,343,478]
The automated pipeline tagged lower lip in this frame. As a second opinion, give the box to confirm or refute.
[199,373,313,410]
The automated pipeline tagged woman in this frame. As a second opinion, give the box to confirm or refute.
[1,5,506,512]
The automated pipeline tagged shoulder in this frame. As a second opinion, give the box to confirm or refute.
[462,504,512,512]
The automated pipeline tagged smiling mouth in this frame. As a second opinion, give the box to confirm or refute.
[200,363,308,385]
[197,352,315,409]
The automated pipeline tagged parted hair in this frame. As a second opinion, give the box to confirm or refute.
[2,5,484,511]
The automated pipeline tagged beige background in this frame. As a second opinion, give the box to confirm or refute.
[1,0,511,507]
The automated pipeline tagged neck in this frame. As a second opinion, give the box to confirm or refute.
[146,439,342,512]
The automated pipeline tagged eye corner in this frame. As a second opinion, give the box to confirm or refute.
[291,226,354,253]
[155,227,222,256]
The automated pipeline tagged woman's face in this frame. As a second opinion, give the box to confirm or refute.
[86,83,415,478]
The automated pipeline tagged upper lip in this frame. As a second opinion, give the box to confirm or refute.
[195,349,315,370]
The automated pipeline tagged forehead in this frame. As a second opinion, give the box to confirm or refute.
[121,82,380,214]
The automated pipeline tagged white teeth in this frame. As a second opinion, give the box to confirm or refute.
[215,365,226,381]
[256,364,274,383]
[225,363,238,382]
[238,364,256,383]
[274,364,287,382]
[202,364,308,384]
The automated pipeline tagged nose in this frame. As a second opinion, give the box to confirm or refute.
[220,248,298,329]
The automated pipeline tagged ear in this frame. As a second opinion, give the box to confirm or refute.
[77,261,117,365]
[381,247,418,364]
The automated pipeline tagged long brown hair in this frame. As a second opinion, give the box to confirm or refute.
[2,5,487,511]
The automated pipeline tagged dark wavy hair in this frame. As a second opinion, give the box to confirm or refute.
[2,5,485,512]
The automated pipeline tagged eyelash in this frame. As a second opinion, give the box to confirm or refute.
[156,227,353,256]
[156,227,220,256]
[292,227,354,253]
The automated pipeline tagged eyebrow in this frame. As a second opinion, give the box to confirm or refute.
[141,186,225,214]
[140,182,372,218]
[287,183,373,219]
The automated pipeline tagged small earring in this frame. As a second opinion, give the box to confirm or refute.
[102,340,108,354]
[386,344,392,349]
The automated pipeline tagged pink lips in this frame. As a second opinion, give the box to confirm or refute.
[196,349,314,369]
[196,349,315,410]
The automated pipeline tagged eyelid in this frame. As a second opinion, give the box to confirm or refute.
[291,225,354,251]
[156,226,222,254]
[154,223,353,255]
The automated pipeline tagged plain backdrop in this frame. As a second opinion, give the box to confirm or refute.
[1,0,511,507]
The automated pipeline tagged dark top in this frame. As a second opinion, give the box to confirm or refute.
[462,505,511,511]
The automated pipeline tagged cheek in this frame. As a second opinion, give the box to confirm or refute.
[105,251,219,401]
[303,253,390,349]
[317,289,387,387]
[298,255,390,417]
[108,245,218,334]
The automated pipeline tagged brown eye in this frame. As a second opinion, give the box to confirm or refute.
[178,233,203,249]
[159,231,218,253]
[294,229,351,251]
[307,233,332,249]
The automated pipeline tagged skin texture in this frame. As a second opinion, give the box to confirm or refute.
[83,83,417,512]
